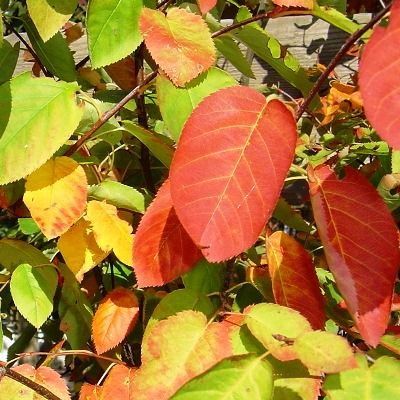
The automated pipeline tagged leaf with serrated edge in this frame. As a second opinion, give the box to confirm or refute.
[58,218,110,282]
[293,331,356,373]
[309,165,400,346]
[101,365,136,398]
[132,310,232,399]
[133,180,202,287]
[0,365,70,400]
[86,200,134,266]
[92,287,139,354]
[171,354,273,400]
[140,7,215,86]
[272,0,313,8]
[0,74,83,184]
[359,0,400,149]
[24,157,87,239]
[245,303,312,361]
[87,0,143,68]
[10,263,57,328]
[170,86,297,261]
[267,231,325,329]
[27,0,77,42]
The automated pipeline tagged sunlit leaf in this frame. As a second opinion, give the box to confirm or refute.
[0,73,83,184]
[267,231,325,329]
[79,383,102,400]
[10,263,57,328]
[87,0,143,68]
[133,180,202,287]
[101,365,136,398]
[309,165,400,346]
[93,287,139,354]
[170,86,297,261]
[196,0,217,14]
[139,7,215,86]
[272,0,313,8]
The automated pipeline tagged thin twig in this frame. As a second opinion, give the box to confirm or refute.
[157,0,174,10]
[0,363,62,400]
[65,71,157,156]
[296,3,392,121]
[75,55,90,70]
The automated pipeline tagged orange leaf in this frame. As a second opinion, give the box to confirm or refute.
[101,365,136,399]
[359,0,400,148]
[86,200,134,266]
[105,57,137,90]
[170,86,297,261]
[133,180,202,287]
[196,0,217,14]
[58,217,110,282]
[79,383,102,400]
[272,0,313,9]
[309,165,400,346]
[24,156,87,239]
[92,286,139,354]
[267,231,325,329]
[139,7,215,86]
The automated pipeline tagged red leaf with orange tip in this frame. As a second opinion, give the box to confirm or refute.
[359,0,400,149]
[170,86,297,262]
[92,287,139,354]
[197,0,217,14]
[101,365,136,399]
[133,180,203,287]
[139,7,215,86]
[309,165,400,346]
[267,231,325,329]
[79,383,102,400]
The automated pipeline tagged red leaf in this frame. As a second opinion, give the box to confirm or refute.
[92,287,139,354]
[267,231,325,329]
[170,86,297,261]
[102,365,136,399]
[309,165,400,346]
[133,180,203,287]
[79,383,102,400]
[271,0,313,8]
[139,7,215,86]
[359,0,400,148]
[196,0,217,14]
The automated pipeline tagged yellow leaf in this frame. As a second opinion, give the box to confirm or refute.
[24,157,87,239]
[86,201,134,266]
[58,217,109,282]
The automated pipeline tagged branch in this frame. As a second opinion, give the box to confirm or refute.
[0,364,62,400]
[65,70,158,156]
[296,3,392,121]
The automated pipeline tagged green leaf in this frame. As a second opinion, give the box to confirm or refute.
[0,299,2,353]
[182,259,225,295]
[157,67,237,141]
[392,150,400,173]
[245,303,312,361]
[231,324,265,356]
[89,180,149,213]
[171,354,273,400]
[0,40,19,84]
[87,0,143,68]
[58,263,93,349]
[214,36,255,79]
[27,0,78,42]
[0,73,83,184]
[273,198,311,232]
[10,263,57,328]
[0,239,49,272]
[23,17,77,82]
[18,218,41,235]
[122,121,174,167]
[293,331,356,373]
[324,356,400,399]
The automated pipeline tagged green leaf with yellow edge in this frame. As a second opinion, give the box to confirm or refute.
[86,200,134,266]
[58,263,93,349]
[0,40,19,84]
[157,67,237,141]
[0,238,49,272]
[245,303,312,361]
[293,331,356,373]
[0,73,83,184]
[123,121,174,167]
[133,310,233,400]
[87,0,143,69]
[324,355,400,399]
[89,180,148,214]
[58,217,110,282]
[10,263,57,328]
[24,156,87,239]
[27,0,78,42]
[171,354,273,400]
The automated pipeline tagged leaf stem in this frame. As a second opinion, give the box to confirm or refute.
[296,3,392,121]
